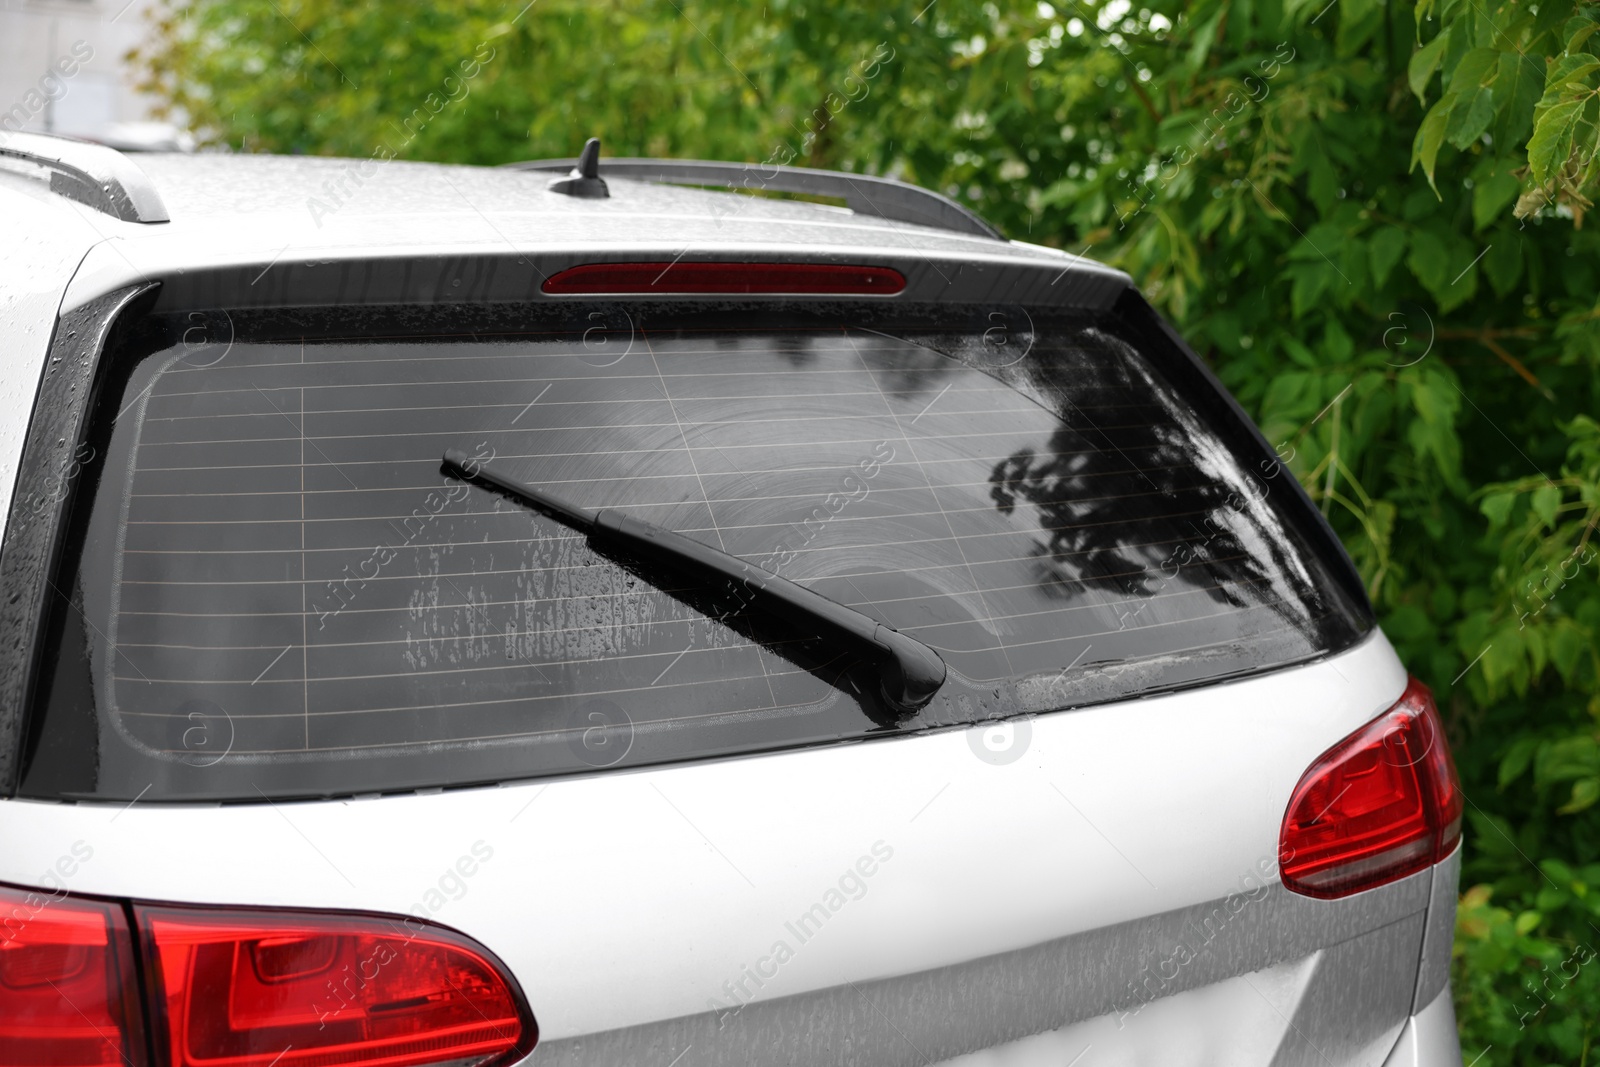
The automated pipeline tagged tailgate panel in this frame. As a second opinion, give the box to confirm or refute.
[0,632,1416,1057]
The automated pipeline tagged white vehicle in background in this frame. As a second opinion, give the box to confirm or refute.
[0,133,1462,1067]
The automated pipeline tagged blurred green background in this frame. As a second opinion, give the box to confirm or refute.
[133,0,1600,1059]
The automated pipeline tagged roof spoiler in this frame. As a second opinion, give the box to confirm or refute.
[508,146,1001,240]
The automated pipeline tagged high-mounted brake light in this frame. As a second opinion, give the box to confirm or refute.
[0,885,145,1067]
[1279,676,1462,899]
[137,905,534,1067]
[541,261,906,295]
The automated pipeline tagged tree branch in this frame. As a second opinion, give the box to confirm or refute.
[1478,336,1556,401]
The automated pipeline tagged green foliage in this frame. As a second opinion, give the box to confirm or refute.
[133,1,1600,1059]
[1454,869,1600,1059]
[1411,0,1600,223]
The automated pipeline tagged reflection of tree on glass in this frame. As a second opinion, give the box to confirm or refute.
[986,323,1327,649]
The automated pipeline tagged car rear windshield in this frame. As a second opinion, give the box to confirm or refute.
[19,299,1370,801]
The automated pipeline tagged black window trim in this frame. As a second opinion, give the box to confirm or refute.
[0,283,160,795]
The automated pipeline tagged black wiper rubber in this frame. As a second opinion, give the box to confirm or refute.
[442,449,946,713]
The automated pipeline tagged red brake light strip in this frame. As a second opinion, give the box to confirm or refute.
[541,261,906,295]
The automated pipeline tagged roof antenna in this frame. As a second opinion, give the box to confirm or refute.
[547,137,609,199]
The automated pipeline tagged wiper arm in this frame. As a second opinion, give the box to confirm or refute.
[442,449,946,713]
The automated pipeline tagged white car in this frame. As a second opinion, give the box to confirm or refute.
[0,133,1462,1066]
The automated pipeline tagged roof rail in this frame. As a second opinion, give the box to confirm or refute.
[0,132,169,223]
[507,155,1002,240]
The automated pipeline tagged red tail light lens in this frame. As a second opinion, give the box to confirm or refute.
[1279,676,1463,899]
[137,906,534,1067]
[0,885,145,1067]
[542,261,906,294]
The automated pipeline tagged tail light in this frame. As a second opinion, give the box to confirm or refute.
[0,888,534,1067]
[542,261,906,294]
[1279,676,1463,899]
[0,886,145,1067]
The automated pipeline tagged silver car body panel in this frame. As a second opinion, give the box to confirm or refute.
[1412,844,1461,1013]
[0,631,1452,1064]
[1382,988,1465,1067]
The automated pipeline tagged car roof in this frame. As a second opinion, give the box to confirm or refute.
[0,143,1143,366]
[131,153,1027,254]
[0,145,1127,297]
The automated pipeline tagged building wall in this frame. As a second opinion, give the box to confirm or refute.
[0,0,175,146]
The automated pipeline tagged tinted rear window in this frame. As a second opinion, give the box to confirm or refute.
[20,302,1369,800]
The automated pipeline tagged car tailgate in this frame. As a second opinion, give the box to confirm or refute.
[0,630,1432,1066]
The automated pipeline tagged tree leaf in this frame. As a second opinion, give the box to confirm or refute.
[1336,0,1385,56]
[1492,51,1544,147]
[1281,337,1320,369]
[1483,235,1525,295]
[1404,368,1466,485]
[1467,808,1524,861]
[1185,6,1226,71]
[1529,98,1585,184]
[1369,226,1408,286]
[1289,262,1336,318]
[1406,227,1452,291]
[1446,47,1501,95]
[1559,777,1600,815]
[1473,168,1521,229]
[1264,371,1316,416]
[1481,625,1527,693]
[1436,252,1479,311]
[1480,489,1518,526]
[1568,15,1600,54]
[1409,32,1448,103]
[1412,97,1454,190]
[1536,735,1600,783]
[1524,625,1547,675]
[1323,320,1355,362]
[1445,86,1496,149]
[1540,56,1600,104]
[1534,0,1577,44]
[1542,858,1579,886]
[1499,734,1540,788]
[1532,483,1563,528]
[1550,621,1587,680]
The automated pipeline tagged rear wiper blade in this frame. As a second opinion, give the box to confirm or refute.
[441,449,946,713]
